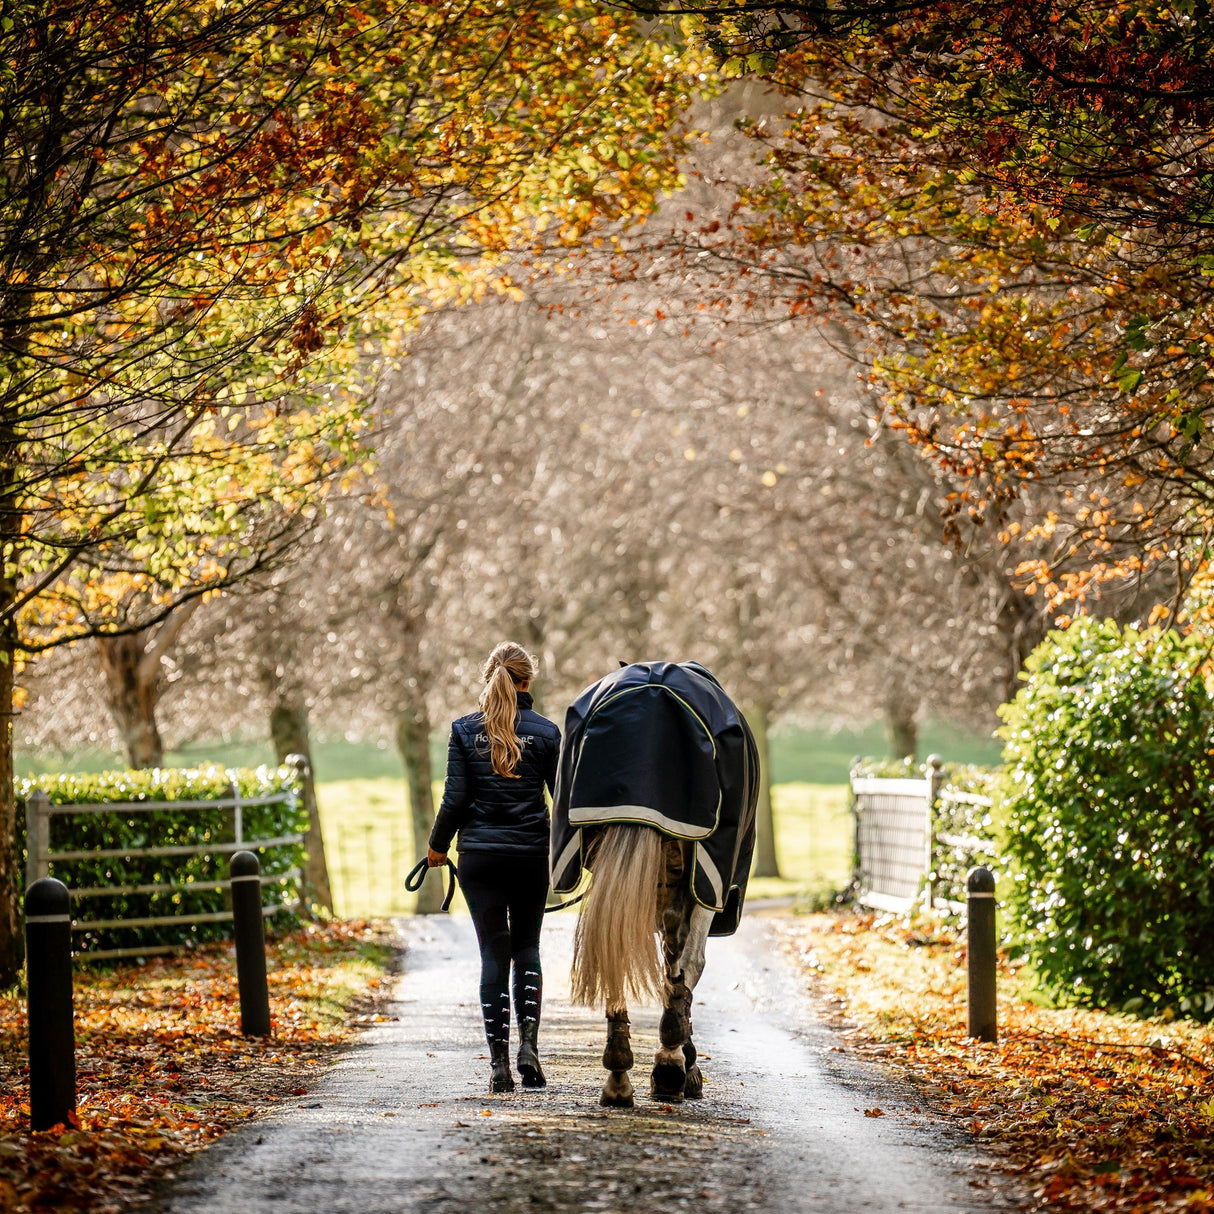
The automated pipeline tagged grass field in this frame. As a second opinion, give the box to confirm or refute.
[19,716,1002,784]
[315,778,852,918]
[21,713,989,918]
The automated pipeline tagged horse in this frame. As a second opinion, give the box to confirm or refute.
[550,660,759,1107]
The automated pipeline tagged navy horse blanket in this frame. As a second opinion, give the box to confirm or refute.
[550,660,760,936]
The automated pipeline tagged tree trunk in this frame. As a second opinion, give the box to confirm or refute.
[0,595,21,984]
[885,682,920,761]
[395,702,443,914]
[0,419,23,981]
[747,702,780,879]
[270,701,333,914]
[521,616,547,716]
[96,630,164,768]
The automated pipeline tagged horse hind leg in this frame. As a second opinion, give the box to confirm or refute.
[652,902,714,1102]
[600,1007,635,1108]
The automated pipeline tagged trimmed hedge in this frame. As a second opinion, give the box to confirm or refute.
[19,765,306,957]
[1000,618,1214,1019]
[850,755,921,780]
[931,764,1002,908]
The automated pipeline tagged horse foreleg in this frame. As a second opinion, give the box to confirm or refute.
[680,904,713,1099]
[680,998,703,1100]
[652,903,714,1102]
[600,1005,635,1108]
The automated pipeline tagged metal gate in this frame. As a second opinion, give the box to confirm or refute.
[851,756,997,912]
[851,757,941,912]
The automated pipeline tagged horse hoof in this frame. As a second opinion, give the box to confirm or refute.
[601,1071,634,1108]
[645,1087,684,1107]
[683,1064,704,1100]
[650,1060,686,1099]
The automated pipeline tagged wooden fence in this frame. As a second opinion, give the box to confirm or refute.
[25,765,306,961]
[851,755,995,913]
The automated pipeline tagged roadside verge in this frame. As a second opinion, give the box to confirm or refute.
[0,921,393,1213]
[778,910,1214,1211]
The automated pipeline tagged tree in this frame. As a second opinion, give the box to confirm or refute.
[0,0,703,977]
[94,602,201,769]
[316,304,575,910]
[638,0,1214,237]
[599,5,1214,616]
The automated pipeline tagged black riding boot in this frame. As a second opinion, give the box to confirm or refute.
[517,1019,546,1088]
[489,1041,514,1093]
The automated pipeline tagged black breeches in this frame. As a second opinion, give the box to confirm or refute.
[459,852,548,1045]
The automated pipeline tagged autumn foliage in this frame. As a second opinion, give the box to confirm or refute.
[0,922,389,1212]
[0,0,703,979]
[782,911,1214,1212]
[626,1,1214,613]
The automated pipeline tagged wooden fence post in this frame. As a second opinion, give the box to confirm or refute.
[848,755,862,893]
[285,754,311,913]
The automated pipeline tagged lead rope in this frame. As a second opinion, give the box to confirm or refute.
[404,857,587,914]
[405,857,460,912]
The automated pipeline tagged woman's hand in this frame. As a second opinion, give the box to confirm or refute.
[427,847,447,868]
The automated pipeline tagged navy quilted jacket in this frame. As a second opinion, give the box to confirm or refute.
[428,692,560,857]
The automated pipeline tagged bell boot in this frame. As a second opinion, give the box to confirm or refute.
[489,1040,515,1093]
[517,1019,547,1088]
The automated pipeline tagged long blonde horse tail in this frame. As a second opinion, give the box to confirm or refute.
[570,825,664,1009]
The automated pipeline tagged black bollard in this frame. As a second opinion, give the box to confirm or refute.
[966,866,998,1043]
[230,851,272,1037]
[25,877,76,1131]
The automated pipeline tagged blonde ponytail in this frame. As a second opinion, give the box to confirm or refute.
[478,641,538,778]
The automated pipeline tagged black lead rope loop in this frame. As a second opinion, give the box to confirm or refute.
[405,857,459,912]
[405,856,587,915]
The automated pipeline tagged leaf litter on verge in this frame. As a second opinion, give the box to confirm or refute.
[0,920,391,1213]
[778,910,1214,1212]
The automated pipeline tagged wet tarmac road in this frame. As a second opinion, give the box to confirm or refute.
[157,913,1026,1214]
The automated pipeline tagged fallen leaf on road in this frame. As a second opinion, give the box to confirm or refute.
[780,911,1214,1212]
[864,1108,885,1118]
[0,921,390,1214]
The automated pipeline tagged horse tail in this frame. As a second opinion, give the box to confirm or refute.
[570,824,664,1009]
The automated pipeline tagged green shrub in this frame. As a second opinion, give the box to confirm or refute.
[849,755,921,780]
[19,765,306,958]
[930,764,1002,908]
[999,618,1214,1018]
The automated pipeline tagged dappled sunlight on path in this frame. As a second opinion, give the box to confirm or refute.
[157,914,1026,1213]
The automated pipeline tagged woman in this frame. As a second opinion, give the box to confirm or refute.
[427,642,560,1093]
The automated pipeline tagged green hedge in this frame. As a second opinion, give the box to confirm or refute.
[849,755,922,780]
[1000,618,1214,1019]
[930,764,1002,907]
[19,765,306,957]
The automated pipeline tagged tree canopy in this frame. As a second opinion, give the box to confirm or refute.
[620,1,1214,611]
[0,0,702,978]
